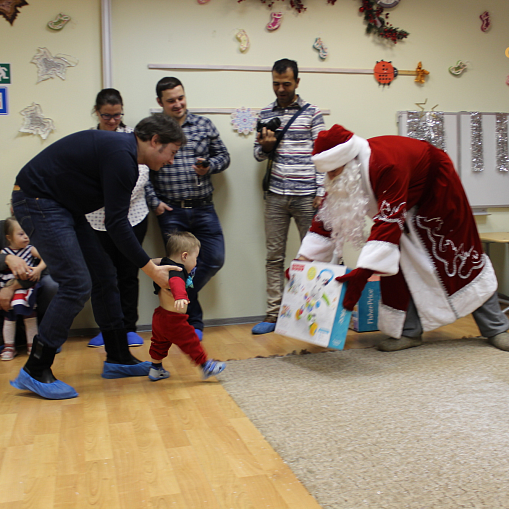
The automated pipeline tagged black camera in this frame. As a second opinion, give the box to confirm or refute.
[256,117,281,133]
[196,159,209,168]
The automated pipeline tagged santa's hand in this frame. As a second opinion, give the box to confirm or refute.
[285,256,312,280]
[335,268,373,311]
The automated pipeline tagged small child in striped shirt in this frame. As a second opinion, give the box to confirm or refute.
[1,217,46,360]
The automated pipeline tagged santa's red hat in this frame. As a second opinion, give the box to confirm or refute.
[312,124,363,173]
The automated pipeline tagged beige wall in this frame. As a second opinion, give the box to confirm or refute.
[1,0,509,332]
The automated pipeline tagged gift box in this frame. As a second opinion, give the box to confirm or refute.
[349,274,380,332]
[275,260,352,350]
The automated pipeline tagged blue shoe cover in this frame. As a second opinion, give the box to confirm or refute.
[88,332,104,348]
[102,361,151,379]
[10,369,78,400]
[252,321,276,335]
[194,329,203,341]
[127,332,144,347]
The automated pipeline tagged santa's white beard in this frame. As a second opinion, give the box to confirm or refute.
[317,160,369,259]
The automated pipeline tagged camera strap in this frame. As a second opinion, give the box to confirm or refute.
[263,103,310,193]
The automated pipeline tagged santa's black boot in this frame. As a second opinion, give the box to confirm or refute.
[10,335,78,399]
[101,329,151,379]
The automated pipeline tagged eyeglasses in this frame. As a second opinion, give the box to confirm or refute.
[99,113,124,121]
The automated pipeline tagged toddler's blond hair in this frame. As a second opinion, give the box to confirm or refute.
[165,231,201,259]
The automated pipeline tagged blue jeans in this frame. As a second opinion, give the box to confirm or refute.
[12,190,123,348]
[94,216,148,332]
[157,204,225,329]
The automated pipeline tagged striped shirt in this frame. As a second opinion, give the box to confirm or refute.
[0,245,36,287]
[254,95,326,196]
[145,112,230,208]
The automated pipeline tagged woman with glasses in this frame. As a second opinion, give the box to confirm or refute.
[86,88,149,348]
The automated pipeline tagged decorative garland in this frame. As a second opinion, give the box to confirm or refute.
[237,0,337,14]
[359,0,409,43]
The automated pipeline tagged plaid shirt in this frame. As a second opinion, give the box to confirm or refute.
[254,95,326,196]
[145,112,230,208]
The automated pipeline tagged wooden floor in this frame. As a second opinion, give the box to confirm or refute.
[0,315,482,508]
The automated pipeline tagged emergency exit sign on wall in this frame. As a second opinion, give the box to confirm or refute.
[0,64,11,84]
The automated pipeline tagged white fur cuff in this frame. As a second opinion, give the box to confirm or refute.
[357,240,400,275]
[298,232,335,262]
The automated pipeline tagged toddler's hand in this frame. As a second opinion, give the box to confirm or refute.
[174,298,190,311]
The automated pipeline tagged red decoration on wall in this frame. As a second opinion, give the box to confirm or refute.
[359,0,408,43]
[374,60,397,86]
[237,0,337,14]
[480,11,491,32]
[0,0,28,25]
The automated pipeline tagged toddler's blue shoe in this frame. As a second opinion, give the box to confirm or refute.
[251,321,276,335]
[10,368,78,400]
[127,332,144,347]
[148,366,170,381]
[88,332,104,348]
[201,359,226,380]
[194,329,203,341]
[102,361,151,379]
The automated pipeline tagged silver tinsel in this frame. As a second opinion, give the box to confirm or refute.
[496,113,509,172]
[470,112,484,172]
[406,111,446,151]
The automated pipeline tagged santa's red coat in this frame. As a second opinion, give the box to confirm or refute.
[299,136,497,337]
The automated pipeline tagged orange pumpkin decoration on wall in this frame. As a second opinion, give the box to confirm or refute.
[373,60,398,86]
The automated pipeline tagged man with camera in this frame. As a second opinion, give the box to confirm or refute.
[252,58,326,334]
[145,77,230,340]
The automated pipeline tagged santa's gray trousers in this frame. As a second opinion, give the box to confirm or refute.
[402,292,509,339]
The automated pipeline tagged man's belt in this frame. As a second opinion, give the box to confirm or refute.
[168,195,213,209]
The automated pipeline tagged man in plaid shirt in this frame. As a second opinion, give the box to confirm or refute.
[145,77,230,339]
[252,59,326,335]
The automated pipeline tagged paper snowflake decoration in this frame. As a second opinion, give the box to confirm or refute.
[31,47,78,83]
[0,0,28,25]
[231,107,258,135]
[19,103,55,140]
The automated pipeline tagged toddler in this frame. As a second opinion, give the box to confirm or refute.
[1,217,46,360]
[149,231,226,381]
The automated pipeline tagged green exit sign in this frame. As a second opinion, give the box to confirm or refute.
[0,64,11,84]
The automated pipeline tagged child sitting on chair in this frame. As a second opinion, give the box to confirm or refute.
[1,217,46,360]
[149,231,226,381]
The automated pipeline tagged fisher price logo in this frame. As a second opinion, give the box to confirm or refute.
[292,263,305,272]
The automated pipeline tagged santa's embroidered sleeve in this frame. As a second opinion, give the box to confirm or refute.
[169,276,188,301]
[357,164,409,275]
[297,214,335,262]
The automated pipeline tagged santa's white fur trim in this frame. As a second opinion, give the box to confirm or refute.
[357,240,400,275]
[298,232,335,262]
[378,303,406,338]
[312,134,365,173]
[399,231,457,330]
[449,255,497,319]
[399,211,498,332]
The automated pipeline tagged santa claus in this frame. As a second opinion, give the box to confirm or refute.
[297,124,509,351]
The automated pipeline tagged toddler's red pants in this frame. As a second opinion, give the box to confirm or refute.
[149,306,207,365]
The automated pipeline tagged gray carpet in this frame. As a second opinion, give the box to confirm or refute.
[219,339,509,509]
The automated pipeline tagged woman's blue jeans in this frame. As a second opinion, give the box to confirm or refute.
[12,190,123,348]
